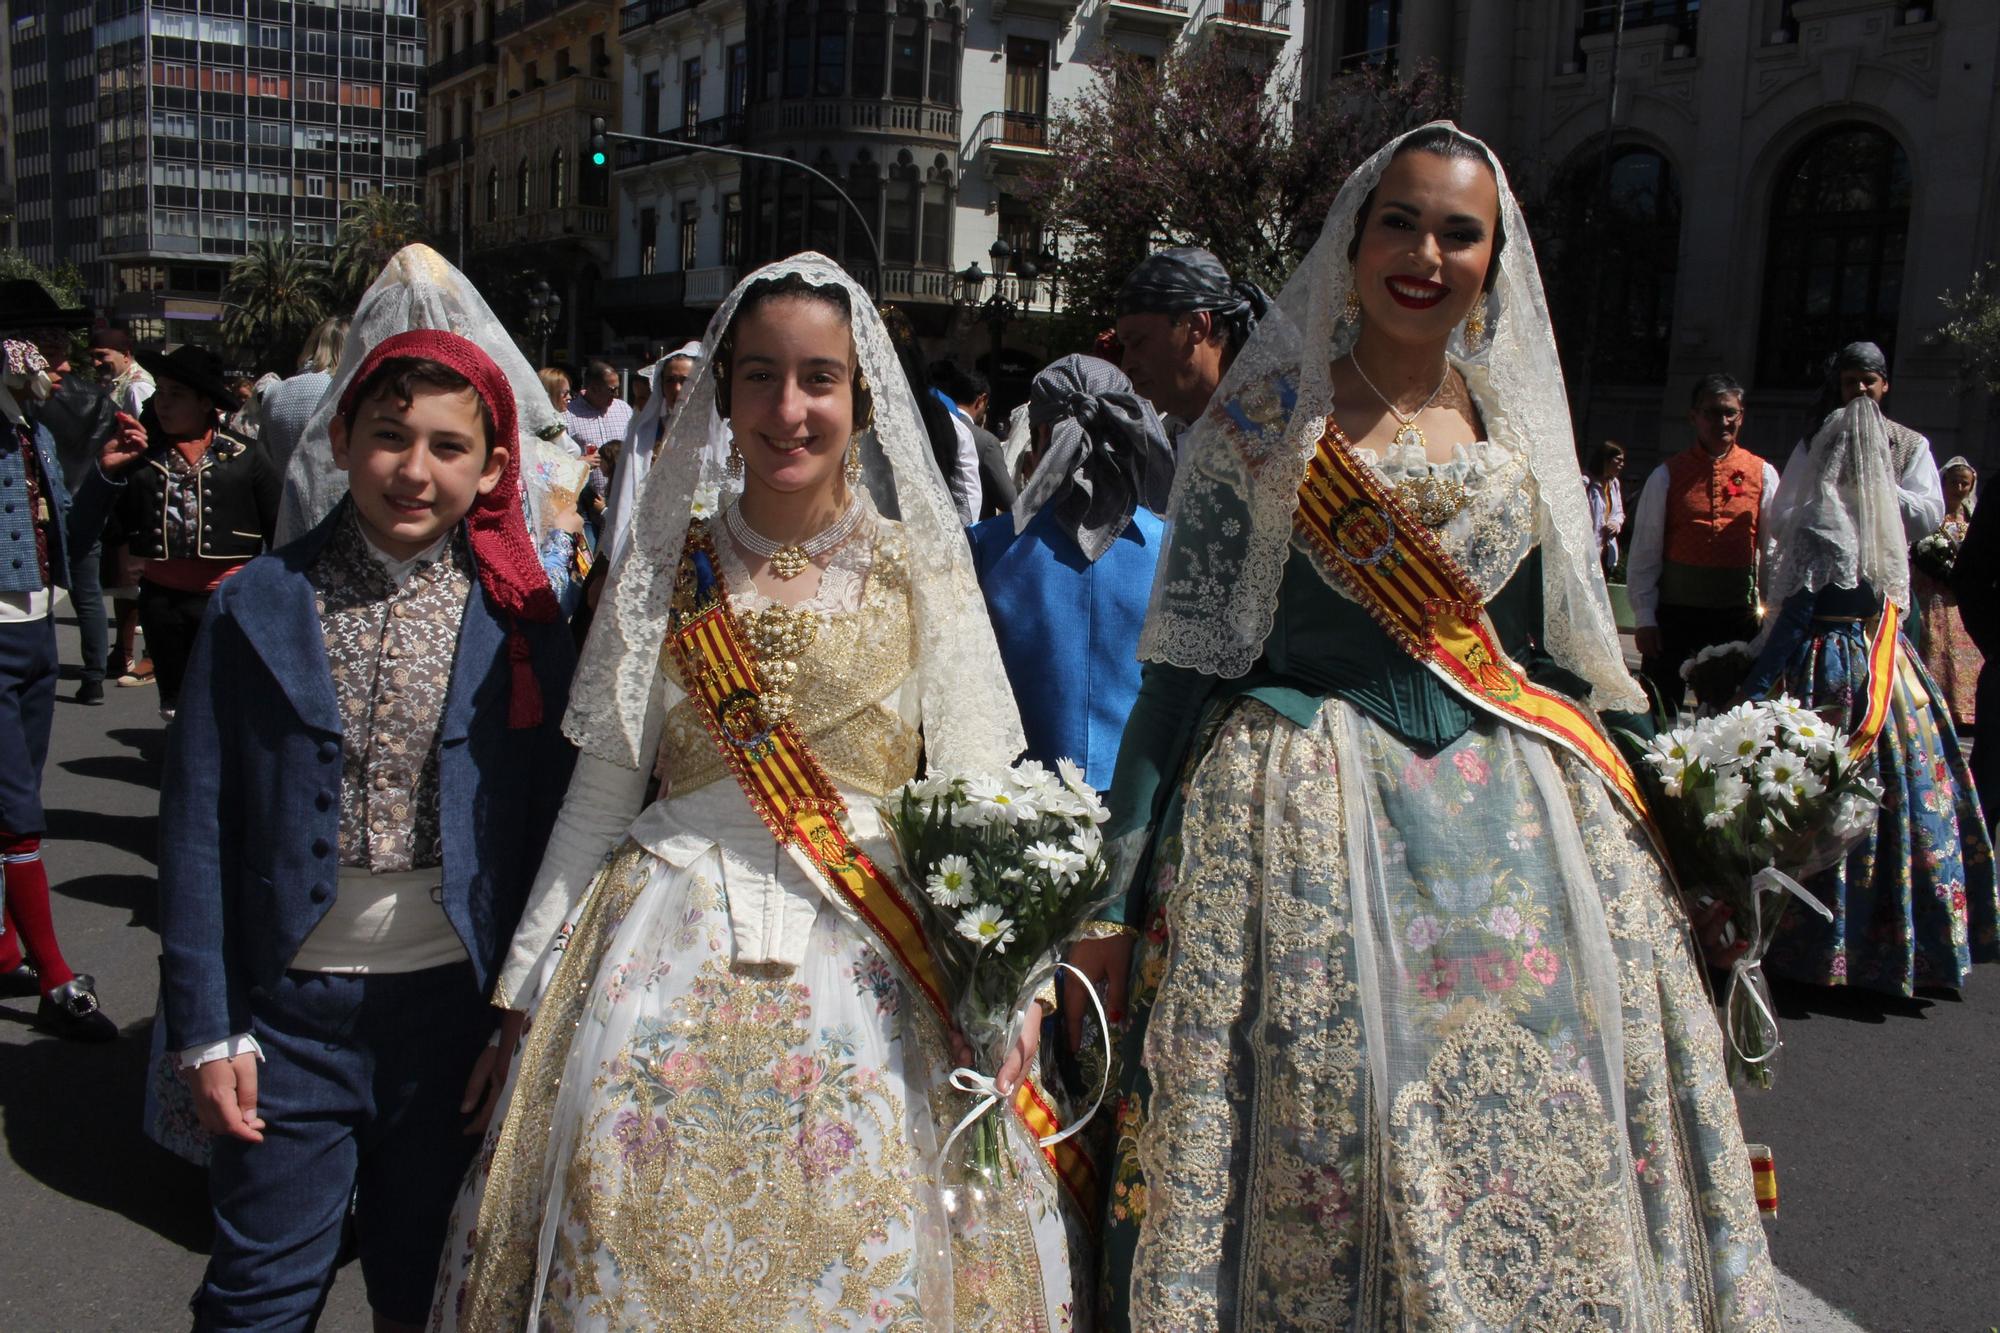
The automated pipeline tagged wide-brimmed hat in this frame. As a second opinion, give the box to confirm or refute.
[0,279,91,333]
[136,344,235,412]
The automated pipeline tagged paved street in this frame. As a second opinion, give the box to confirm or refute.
[0,603,1994,1330]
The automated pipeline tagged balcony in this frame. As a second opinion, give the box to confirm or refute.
[596,269,686,317]
[474,203,612,251]
[480,74,616,137]
[614,113,749,168]
[1188,0,1292,45]
[846,263,957,304]
[748,97,958,145]
[619,0,717,36]
[420,135,475,173]
[1101,0,1189,38]
[426,39,495,87]
[685,265,737,307]
[992,0,1081,22]
[970,110,1053,177]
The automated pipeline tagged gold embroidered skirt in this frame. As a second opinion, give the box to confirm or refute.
[431,840,1078,1331]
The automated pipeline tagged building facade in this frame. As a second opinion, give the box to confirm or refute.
[1306,0,2000,470]
[601,0,1305,376]
[8,0,102,298]
[88,0,427,349]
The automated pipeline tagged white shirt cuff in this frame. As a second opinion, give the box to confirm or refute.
[179,1033,266,1070]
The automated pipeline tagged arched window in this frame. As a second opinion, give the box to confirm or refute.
[1540,143,1682,384]
[549,148,566,209]
[486,167,499,221]
[1758,122,1912,385]
[516,157,530,213]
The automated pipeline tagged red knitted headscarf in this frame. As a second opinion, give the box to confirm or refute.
[338,329,560,727]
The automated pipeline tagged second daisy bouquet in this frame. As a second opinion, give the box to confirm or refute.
[1632,697,1881,1087]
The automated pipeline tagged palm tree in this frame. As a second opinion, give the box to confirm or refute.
[332,191,428,305]
[223,239,329,369]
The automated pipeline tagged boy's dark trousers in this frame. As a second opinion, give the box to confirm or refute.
[192,961,492,1332]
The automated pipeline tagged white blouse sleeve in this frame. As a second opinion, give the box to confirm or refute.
[493,686,664,1009]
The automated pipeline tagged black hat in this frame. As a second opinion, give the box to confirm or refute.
[136,344,236,413]
[0,278,91,332]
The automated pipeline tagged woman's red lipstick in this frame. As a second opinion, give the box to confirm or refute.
[1385,275,1448,309]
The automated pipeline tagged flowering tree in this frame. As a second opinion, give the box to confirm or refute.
[1939,262,2000,394]
[1023,47,1456,327]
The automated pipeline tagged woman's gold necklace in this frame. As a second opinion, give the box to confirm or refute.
[1351,355,1451,454]
[724,494,862,580]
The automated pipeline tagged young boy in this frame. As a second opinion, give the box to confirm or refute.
[156,331,576,1331]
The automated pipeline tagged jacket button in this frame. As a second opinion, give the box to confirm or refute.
[311,837,330,857]
[314,789,333,811]
[8,560,17,570]
[3,505,12,514]
[309,885,330,904]
[318,740,338,762]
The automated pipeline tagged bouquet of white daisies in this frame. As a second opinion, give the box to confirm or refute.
[877,759,1116,1168]
[1633,697,1882,1086]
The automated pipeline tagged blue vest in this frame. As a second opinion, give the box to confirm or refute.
[0,419,70,596]
[969,506,1164,791]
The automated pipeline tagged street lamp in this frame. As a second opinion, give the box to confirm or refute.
[524,278,563,368]
[956,239,1042,371]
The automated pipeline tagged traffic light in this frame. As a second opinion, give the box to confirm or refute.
[589,116,608,168]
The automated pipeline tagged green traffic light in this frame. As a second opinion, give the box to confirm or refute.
[591,150,607,166]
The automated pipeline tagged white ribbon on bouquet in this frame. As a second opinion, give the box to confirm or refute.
[938,960,1112,1171]
[1725,865,1834,1067]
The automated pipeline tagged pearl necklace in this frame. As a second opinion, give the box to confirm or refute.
[724,495,863,580]
[1351,355,1451,455]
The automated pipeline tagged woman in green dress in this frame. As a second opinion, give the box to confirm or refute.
[1068,123,1779,1330]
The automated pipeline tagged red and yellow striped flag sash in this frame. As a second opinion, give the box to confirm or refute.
[664,523,1096,1211]
[1293,421,1655,829]
[1846,601,1901,765]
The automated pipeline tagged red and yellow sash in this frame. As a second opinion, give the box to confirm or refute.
[665,521,1095,1211]
[1294,421,1656,828]
[1845,601,1901,765]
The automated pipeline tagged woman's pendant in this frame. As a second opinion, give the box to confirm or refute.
[769,544,810,580]
[1393,420,1426,453]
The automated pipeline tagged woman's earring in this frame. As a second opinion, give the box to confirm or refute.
[726,439,744,483]
[844,436,864,486]
[1464,299,1487,348]
[1343,282,1362,324]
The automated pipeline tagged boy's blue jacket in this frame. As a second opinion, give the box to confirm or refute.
[157,505,579,1050]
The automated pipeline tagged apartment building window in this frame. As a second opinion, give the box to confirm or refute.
[517,158,531,213]
[890,14,922,100]
[306,175,326,197]
[683,58,702,127]
[344,35,375,60]
[253,23,284,47]
[722,193,742,266]
[728,43,749,114]
[1340,0,1399,70]
[680,199,700,270]
[816,16,845,98]
[851,16,885,99]
[396,89,417,112]
[643,70,662,137]
[928,24,955,104]
[304,78,332,102]
[884,174,917,264]
[306,31,330,55]
[550,148,566,208]
[157,62,195,89]
[639,206,658,274]
[784,18,810,98]
[351,178,373,198]
[1004,38,1048,144]
[257,75,283,97]
[487,167,500,220]
[843,163,877,267]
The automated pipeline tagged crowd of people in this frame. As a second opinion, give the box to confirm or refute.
[0,118,1993,1330]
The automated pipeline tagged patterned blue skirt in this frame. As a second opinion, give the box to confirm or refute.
[1763,625,1998,994]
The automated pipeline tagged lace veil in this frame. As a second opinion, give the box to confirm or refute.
[1136,122,1647,712]
[277,244,587,550]
[1754,397,1909,647]
[564,252,1026,774]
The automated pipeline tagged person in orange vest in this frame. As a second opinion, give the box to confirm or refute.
[1626,372,1782,715]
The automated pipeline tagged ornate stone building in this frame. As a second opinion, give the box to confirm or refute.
[1306,0,1999,469]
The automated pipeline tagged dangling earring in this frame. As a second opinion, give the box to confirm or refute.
[726,439,744,483]
[844,436,864,486]
[1464,299,1487,348]
[1343,281,1362,324]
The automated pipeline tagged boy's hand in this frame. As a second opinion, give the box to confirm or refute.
[184,1053,266,1143]
[100,412,149,475]
[462,1009,527,1136]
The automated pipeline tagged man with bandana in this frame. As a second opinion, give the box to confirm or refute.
[1113,246,1271,437]
[1775,340,1942,542]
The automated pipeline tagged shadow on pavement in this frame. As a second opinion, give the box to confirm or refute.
[105,726,168,766]
[45,808,159,865]
[1771,978,1935,1024]
[0,1013,211,1253]
[57,752,165,793]
[53,871,160,932]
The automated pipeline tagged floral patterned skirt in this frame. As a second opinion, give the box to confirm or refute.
[431,840,1076,1332]
[1915,573,1983,731]
[1096,699,1779,1332]
[1762,626,1997,995]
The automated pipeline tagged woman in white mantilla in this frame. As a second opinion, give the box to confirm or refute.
[1069,124,1779,1329]
[430,256,1078,1331]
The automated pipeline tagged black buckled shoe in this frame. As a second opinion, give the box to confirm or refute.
[36,975,116,1042]
[76,678,106,705]
[0,960,39,998]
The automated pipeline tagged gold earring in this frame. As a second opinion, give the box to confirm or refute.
[726,439,744,483]
[844,436,864,486]
[1343,283,1362,323]
[1465,301,1487,346]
